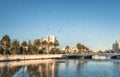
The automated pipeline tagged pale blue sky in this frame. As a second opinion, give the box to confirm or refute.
[0,0,120,50]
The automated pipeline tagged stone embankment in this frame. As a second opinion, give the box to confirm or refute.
[0,54,63,61]
[0,59,55,67]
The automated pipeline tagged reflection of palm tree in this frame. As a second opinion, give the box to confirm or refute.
[66,59,69,77]
[77,60,87,71]
[0,66,20,77]
[13,66,29,77]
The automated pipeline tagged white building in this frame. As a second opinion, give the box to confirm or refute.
[112,43,117,52]
[112,40,120,52]
[40,35,56,43]
[70,47,78,54]
[116,40,120,49]
[47,35,56,43]
[41,38,48,42]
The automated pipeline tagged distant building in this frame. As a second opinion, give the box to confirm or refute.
[112,40,120,52]
[112,43,117,52]
[116,40,120,49]
[40,35,56,43]
[41,37,48,42]
[47,35,56,43]
[38,35,57,53]
[64,46,78,54]
[70,47,78,54]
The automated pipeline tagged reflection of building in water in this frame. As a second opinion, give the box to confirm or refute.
[0,60,57,77]
[38,62,56,77]
[13,66,29,77]
[116,62,120,76]
[20,61,57,77]
[0,66,20,77]
[113,62,120,77]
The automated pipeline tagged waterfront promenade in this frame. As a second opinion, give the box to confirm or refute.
[0,54,63,61]
[0,59,55,68]
[0,53,120,61]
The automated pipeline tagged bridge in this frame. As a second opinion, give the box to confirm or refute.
[63,53,120,59]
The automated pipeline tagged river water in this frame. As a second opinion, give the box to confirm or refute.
[0,59,120,77]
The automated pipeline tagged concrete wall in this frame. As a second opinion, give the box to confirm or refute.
[0,54,63,61]
[0,53,120,61]
[0,59,55,67]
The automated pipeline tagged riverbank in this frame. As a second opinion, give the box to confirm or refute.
[0,54,63,61]
[0,53,119,61]
[0,59,56,67]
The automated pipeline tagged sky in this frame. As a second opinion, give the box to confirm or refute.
[0,0,120,50]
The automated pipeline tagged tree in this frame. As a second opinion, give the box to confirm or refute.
[0,46,3,54]
[29,45,38,54]
[42,40,47,46]
[0,41,3,54]
[48,42,54,52]
[76,43,89,53]
[18,46,23,54]
[33,39,41,49]
[21,41,28,54]
[54,40,59,47]
[21,41,27,47]
[49,42,54,46]
[10,39,19,54]
[65,45,70,54]
[1,35,11,55]
[41,40,48,53]
[76,43,82,50]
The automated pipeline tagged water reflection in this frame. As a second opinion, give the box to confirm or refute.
[12,62,56,77]
[0,59,120,77]
[0,59,56,77]
[0,65,19,77]
[57,59,120,77]
[13,66,29,77]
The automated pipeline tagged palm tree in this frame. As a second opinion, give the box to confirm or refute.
[1,35,11,55]
[49,42,54,50]
[42,40,47,46]
[54,40,59,48]
[41,40,48,52]
[49,42,54,47]
[0,46,3,54]
[28,45,38,54]
[65,45,70,54]
[21,41,28,54]
[10,39,19,54]
[76,43,89,53]
[0,40,3,54]
[48,42,54,54]
[33,39,41,49]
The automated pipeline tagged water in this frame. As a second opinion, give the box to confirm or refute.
[0,59,120,77]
